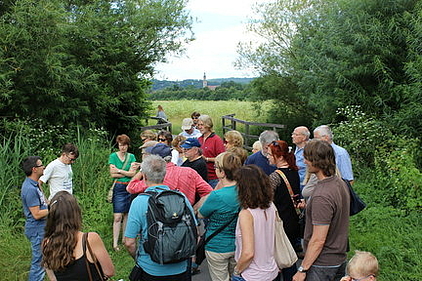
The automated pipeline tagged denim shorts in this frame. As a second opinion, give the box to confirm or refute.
[112,182,131,213]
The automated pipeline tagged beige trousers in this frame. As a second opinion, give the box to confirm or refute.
[205,250,236,281]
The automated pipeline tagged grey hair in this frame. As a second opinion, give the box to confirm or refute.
[314,125,333,141]
[198,114,214,130]
[297,126,311,140]
[141,154,166,184]
[259,130,279,146]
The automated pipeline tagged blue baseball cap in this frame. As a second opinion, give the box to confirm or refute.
[181,138,201,149]
[145,143,172,158]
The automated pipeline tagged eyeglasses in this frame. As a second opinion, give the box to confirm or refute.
[66,154,77,163]
[158,138,167,142]
[141,138,147,142]
[351,274,376,281]
[34,164,44,168]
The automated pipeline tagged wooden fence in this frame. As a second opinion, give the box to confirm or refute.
[140,117,172,133]
[221,114,286,151]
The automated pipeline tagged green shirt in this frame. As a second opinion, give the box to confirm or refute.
[108,152,136,183]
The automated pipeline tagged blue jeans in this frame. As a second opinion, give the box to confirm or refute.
[25,228,45,281]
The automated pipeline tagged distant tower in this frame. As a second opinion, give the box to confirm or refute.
[202,72,208,88]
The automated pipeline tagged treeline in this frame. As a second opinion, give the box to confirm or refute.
[149,81,253,101]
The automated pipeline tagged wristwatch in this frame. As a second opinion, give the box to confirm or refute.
[298,266,308,273]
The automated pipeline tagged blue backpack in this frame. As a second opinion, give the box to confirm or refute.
[142,188,197,264]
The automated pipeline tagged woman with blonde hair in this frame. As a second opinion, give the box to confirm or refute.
[224,130,248,164]
[199,152,242,281]
[42,191,114,280]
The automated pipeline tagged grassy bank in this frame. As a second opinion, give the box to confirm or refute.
[1,104,421,280]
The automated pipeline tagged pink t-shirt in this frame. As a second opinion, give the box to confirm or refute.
[235,206,279,281]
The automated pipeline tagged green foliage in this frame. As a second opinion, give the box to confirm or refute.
[0,0,193,135]
[373,136,422,210]
[349,203,422,280]
[333,106,386,167]
[241,0,422,138]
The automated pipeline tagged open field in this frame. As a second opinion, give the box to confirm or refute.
[148,100,274,136]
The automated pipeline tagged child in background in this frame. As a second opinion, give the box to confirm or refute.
[341,251,379,281]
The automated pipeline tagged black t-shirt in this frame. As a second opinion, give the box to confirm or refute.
[182,157,208,182]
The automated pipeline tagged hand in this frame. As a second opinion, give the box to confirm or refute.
[130,162,141,171]
[293,272,306,281]
[296,199,306,209]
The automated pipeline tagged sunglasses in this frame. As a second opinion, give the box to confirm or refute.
[158,138,167,142]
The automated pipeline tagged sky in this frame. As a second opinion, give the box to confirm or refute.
[153,0,266,81]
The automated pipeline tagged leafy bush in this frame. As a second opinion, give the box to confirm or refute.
[333,105,387,167]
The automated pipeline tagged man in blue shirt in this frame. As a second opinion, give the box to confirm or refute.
[313,125,354,183]
[292,126,310,191]
[21,156,48,281]
[244,130,279,175]
[125,154,196,280]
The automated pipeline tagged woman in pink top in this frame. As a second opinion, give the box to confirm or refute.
[233,165,279,281]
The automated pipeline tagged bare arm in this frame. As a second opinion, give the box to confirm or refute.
[28,206,48,220]
[45,269,57,281]
[234,209,254,274]
[293,224,330,281]
[125,237,137,259]
[88,232,115,278]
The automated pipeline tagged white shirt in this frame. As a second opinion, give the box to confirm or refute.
[40,158,73,200]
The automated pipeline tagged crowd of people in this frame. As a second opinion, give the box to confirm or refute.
[20,111,378,281]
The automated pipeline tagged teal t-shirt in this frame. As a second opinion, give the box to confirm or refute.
[199,185,239,253]
[108,152,136,183]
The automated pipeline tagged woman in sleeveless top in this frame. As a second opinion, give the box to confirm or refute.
[267,140,301,281]
[233,165,279,281]
[42,191,114,280]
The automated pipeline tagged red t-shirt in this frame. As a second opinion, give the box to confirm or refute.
[198,133,226,180]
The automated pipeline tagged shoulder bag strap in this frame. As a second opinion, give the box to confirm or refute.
[205,210,239,244]
[83,233,93,281]
[86,232,106,280]
[275,169,294,197]
[121,153,131,171]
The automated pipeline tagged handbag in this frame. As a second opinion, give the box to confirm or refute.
[83,233,108,281]
[272,203,298,269]
[107,153,131,203]
[195,211,239,265]
[343,179,366,216]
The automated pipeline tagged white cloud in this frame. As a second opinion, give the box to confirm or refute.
[154,0,269,80]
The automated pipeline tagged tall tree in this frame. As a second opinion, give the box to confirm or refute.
[0,0,193,134]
